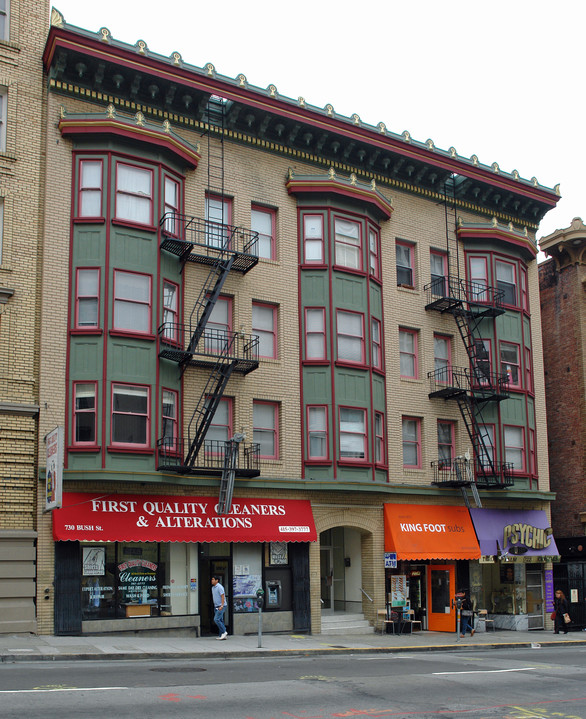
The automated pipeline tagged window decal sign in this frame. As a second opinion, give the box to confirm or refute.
[53,492,317,543]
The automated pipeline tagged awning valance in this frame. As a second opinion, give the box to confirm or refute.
[469,508,560,561]
[53,493,317,543]
[384,503,481,560]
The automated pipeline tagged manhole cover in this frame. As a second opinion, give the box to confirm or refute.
[151,667,207,673]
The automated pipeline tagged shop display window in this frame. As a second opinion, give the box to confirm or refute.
[80,541,195,620]
[470,562,528,615]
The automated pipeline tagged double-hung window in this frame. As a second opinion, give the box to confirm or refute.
[0,1,9,42]
[162,281,179,344]
[430,251,448,296]
[113,270,151,334]
[334,217,361,270]
[305,308,326,360]
[115,163,153,225]
[399,328,418,379]
[337,310,364,364]
[303,214,324,264]
[434,334,451,384]
[204,397,232,455]
[252,302,277,359]
[524,347,533,393]
[369,228,380,279]
[307,405,328,460]
[437,421,454,467]
[78,160,103,218]
[339,407,366,460]
[500,342,521,388]
[205,295,231,354]
[469,256,489,302]
[161,389,178,453]
[520,267,529,312]
[402,417,421,468]
[253,401,279,459]
[205,194,231,248]
[73,382,97,446]
[163,177,180,236]
[496,260,517,306]
[477,424,495,468]
[396,241,414,286]
[111,384,149,447]
[374,412,385,464]
[473,338,491,384]
[371,318,382,370]
[251,205,275,260]
[504,425,525,472]
[529,429,536,475]
[75,268,100,329]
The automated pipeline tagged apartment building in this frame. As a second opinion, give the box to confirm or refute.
[37,9,561,636]
[0,0,47,634]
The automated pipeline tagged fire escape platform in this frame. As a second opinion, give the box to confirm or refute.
[157,440,261,477]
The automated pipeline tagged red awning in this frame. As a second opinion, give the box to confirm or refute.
[53,493,317,543]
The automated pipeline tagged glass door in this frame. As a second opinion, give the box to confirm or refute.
[526,567,544,630]
[427,563,456,632]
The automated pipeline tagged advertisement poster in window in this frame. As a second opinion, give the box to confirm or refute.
[233,574,261,613]
[391,575,407,607]
[269,541,288,565]
[83,546,105,576]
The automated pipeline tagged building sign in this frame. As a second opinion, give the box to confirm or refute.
[53,492,317,543]
[384,552,397,568]
[45,426,64,511]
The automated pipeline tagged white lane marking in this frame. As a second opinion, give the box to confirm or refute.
[433,667,535,675]
[0,687,127,694]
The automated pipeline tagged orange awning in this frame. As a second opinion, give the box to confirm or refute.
[384,504,481,560]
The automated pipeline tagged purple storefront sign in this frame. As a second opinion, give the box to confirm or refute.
[544,568,554,612]
[469,508,560,560]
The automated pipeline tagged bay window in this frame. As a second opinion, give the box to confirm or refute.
[75,268,100,329]
[369,227,380,279]
[161,389,178,453]
[115,163,153,225]
[339,407,366,460]
[477,424,495,468]
[78,160,103,218]
[73,382,97,445]
[163,176,180,236]
[371,318,382,370]
[307,405,328,460]
[337,310,364,364]
[305,308,326,360]
[111,384,149,447]
[162,280,179,343]
[504,425,525,472]
[334,217,361,270]
[500,342,521,388]
[496,260,517,306]
[469,256,489,302]
[375,412,385,464]
[113,270,151,334]
[303,214,324,263]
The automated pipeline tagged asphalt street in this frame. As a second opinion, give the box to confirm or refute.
[0,645,584,719]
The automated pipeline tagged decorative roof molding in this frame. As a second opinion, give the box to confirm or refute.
[286,168,393,220]
[539,216,586,269]
[457,219,537,259]
[57,108,201,168]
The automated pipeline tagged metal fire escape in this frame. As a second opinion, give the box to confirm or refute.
[425,176,514,505]
[157,96,261,506]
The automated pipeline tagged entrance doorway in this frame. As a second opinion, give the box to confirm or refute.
[427,563,456,632]
[320,527,363,613]
[199,553,230,636]
[320,546,334,613]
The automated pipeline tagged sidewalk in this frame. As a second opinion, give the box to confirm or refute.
[1,627,585,662]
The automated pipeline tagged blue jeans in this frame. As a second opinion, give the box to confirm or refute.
[460,614,473,635]
[214,606,226,635]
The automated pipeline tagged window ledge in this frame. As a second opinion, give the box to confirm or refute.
[302,359,330,366]
[74,217,106,225]
[109,330,156,341]
[107,446,154,455]
[304,460,332,466]
[71,328,103,336]
[332,265,367,277]
[112,218,156,232]
[68,445,101,453]
[335,361,368,370]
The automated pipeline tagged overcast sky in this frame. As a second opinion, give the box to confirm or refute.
[52,0,585,243]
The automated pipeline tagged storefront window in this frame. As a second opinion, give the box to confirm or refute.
[470,562,527,615]
[81,542,195,620]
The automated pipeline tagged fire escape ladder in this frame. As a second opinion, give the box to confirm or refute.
[443,175,460,282]
[217,434,244,515]
[454,392,497,485]
[184,339,239,468]
[206,96,226,204]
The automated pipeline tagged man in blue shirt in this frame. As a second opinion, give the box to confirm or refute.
[211,575,227,640]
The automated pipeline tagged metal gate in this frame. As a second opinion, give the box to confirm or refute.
[54,541,82,635]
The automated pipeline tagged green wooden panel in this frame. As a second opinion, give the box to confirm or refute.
[332,274,366,308]
[495,311,522,341]
[499,394,526,423]
[109,341,154,382]
[369,282,382,316]
[303,368,331,403]
[73,228,106,264]
[372,374,386,410]
[527,396,535,429]
[106,453,156,473]
[68,453,103,472]
[109,228,157,269]
[304,467,334,481]
[335,368,369,404]
[300,272,329,305]
[69,340,101,376]
[336,466,372,483]
[523,316,532,349]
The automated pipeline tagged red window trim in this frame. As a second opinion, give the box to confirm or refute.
[252,301,278,359]
[430,250,448,295]
[333,214,363,272]
[253,400,279,460]
[305,307,326,361]
[368,225,381,280]
[437,419,455,467]
[251,204,276,260]
[204,396,233,455]
[76,158,103,220]
[163,174,181,238]
[336,309,365,366]
[524,346,533,394]
[396,239,415,288]
[529,428,537,476]
[302,213,325,265]
[499,340,522,389]
[112,268,153,336]
[520,266,530,313]
[503,424,526,474]
[399,327,419,379]
[374,411,386,466]
[338,405,368,464]
[161,387,180,455]
[477,423,496,467]
[402,415,421,469]
[114,161,154,228]
[371,318,383,371]
[468,255,490,303]
[162,279,180,345]
[72,381,98,448]
[433,333,451,384]
[495,257,518,308]
[306,404,329,461]
[110,382,151,450]
[74,267,100,331]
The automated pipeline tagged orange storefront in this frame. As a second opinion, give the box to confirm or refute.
[384,504,481,632]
